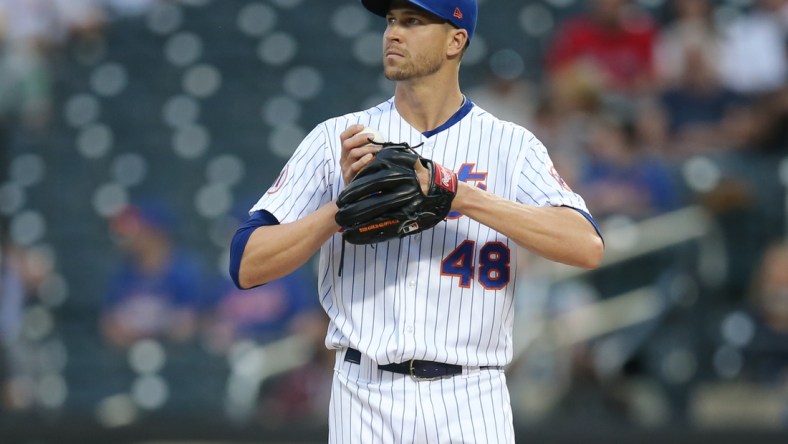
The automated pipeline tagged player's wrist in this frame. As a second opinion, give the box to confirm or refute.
[327,200,340,226]
[452,181,484,213]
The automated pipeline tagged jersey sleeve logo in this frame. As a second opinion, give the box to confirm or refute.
[549,165,573,192]
[266,164,289,195]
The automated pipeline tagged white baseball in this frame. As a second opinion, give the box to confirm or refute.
[360,127,385,144]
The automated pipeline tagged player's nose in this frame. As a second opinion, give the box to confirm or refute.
[384,24,403,43]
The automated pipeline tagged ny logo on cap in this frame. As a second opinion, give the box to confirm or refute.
[453,7,463,19]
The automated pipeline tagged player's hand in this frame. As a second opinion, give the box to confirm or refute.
[340,124,383,185]
[413,158,430,195]
[335,142,457,245]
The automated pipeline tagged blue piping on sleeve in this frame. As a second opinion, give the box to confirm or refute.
[563,206,604,245]
[229,210,280,289]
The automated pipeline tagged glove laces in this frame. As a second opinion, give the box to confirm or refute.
[369,140,424,152]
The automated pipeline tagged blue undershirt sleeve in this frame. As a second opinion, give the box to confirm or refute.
[229,210,280,289]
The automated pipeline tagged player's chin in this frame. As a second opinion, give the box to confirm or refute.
[383,65,411,82]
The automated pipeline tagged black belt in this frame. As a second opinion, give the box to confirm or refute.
[344,348,499,381]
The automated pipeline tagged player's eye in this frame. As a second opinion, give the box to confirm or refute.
[385,15,423,27]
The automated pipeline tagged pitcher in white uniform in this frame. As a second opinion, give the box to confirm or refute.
[229,0,605,442]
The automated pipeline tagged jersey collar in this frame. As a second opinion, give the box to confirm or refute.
[421,96,474,138]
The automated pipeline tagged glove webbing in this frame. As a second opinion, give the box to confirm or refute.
[337,141,424,277]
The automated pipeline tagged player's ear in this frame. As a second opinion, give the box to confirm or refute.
[446,28,467,58]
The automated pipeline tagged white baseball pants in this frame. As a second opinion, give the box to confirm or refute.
[328,349,515,443]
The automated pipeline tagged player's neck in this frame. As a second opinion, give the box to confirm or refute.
[393,78,464,134]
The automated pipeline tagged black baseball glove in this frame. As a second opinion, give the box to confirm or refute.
[335,142,458,245]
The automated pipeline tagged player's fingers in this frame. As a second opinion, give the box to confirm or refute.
[339,124,364,145]
[342,145,380,170]
[340,126,365,163]
[347,132,380,150]
[350,153,375,178]
[414,160,431,194]
[341,126,376,156]
[341,126,382,184]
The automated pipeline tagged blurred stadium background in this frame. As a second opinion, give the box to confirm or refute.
[1,0,788,442]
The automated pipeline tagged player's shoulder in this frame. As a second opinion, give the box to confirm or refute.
[468,102,539,143]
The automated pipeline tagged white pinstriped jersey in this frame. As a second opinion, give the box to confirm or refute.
[252,97,590,367]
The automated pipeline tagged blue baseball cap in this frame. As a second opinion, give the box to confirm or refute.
[111,201,177,235]
[361,0,478,43]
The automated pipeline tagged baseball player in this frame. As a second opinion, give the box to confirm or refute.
[230,0,604,442]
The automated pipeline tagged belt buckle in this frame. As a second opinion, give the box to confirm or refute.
[408,359,442,382]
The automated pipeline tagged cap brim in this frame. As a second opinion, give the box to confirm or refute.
[362,0,453,28]
[361,0,390,17]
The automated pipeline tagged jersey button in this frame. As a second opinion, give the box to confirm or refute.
[408,281,416,288]
[405,325,413,333]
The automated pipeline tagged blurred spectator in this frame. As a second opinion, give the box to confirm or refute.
[545,0,658,96]
[468,51,536,128]
[0,0,105,50]
[256,309,333,427]
[203,264,325,355]
[0,233,56,411]
[654,0,723,89]
[51,0,107,42]
[656,43,746,157]
[468,74,534,128]
[743,239,788,385]
[508,278,666,427]
[100,201,204,349]
[686,77,784,299]
[0,236,25,411]
[719,0,788,95]
[0,9,52,130]
[0,0,60,49]
[207,205,330,425]
[632,96,670,159]
[0,0,108,131]
[690,239,788,429]
[258,357,333,427]
[749,84,788,154]
[530,65,607,189]
[577,113,680,221]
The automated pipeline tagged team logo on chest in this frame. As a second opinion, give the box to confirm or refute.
[447,163,487,220]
